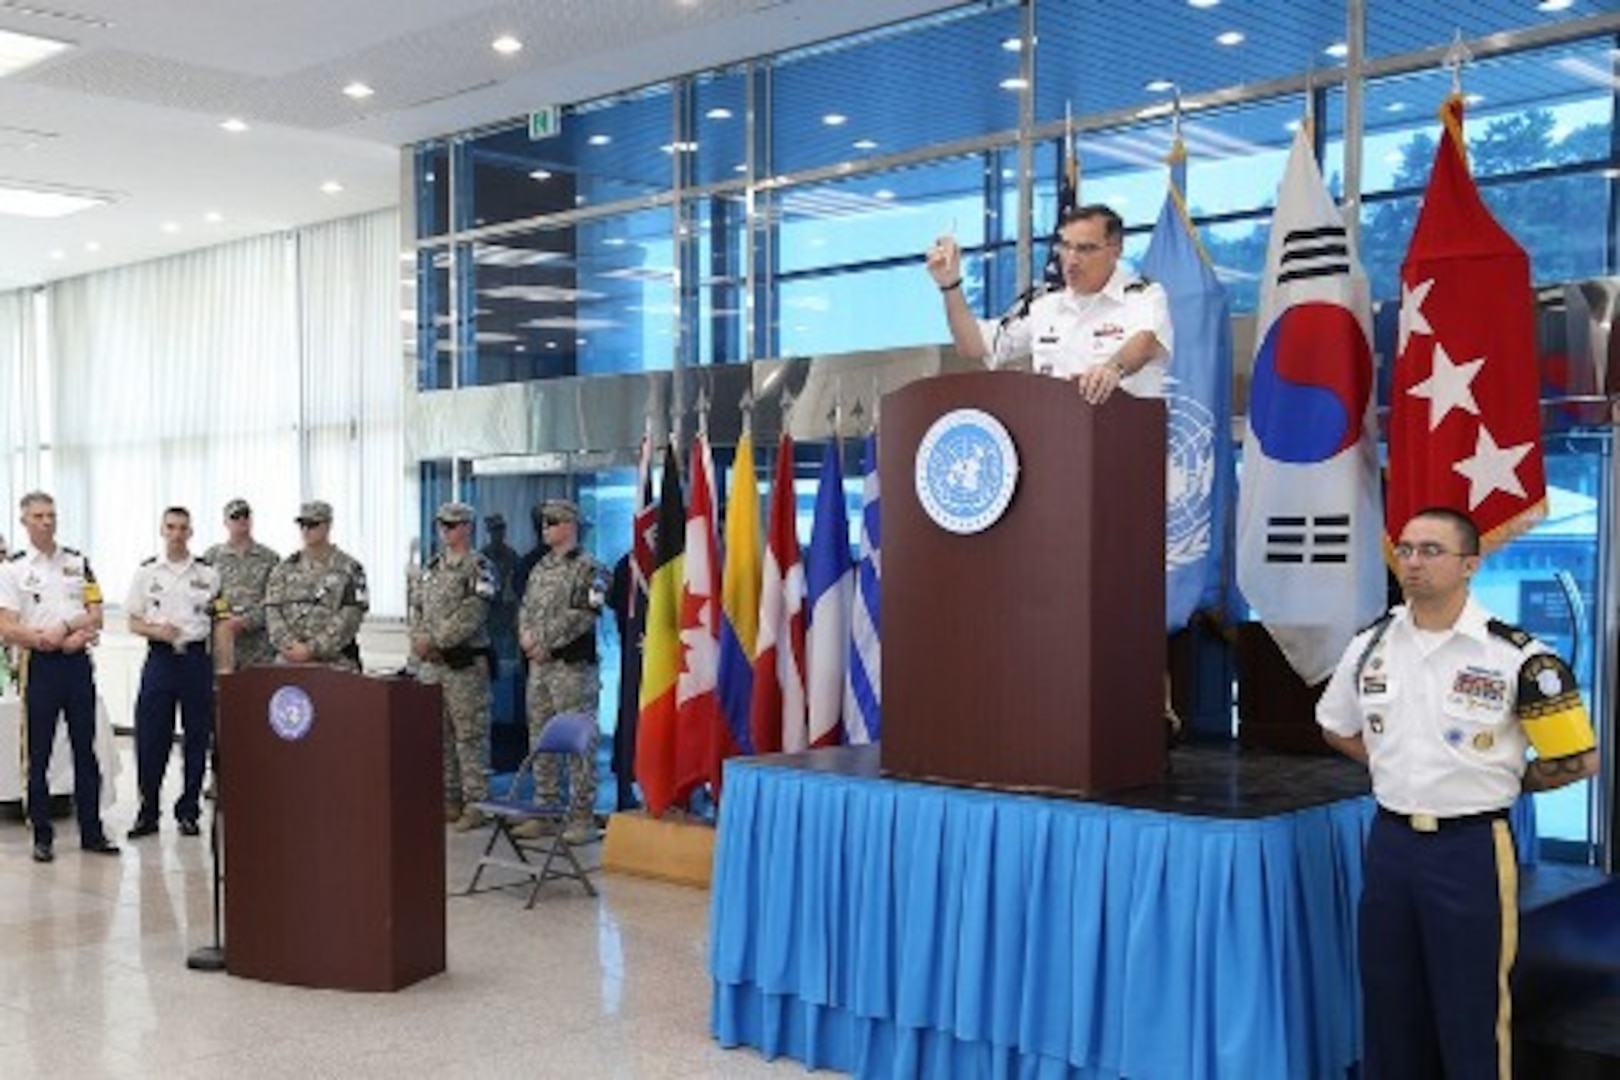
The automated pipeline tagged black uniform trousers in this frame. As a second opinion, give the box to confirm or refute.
[1359,809,1517,1080]
[132,644,214,826]
[22,649,105,845]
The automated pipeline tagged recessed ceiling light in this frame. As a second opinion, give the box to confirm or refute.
[204,211,223,224]
[1285,119,1302,132]
[48,249,64,260]
[1188,0,1220,7]
[84,240,100,252]
[528,169,552,181]
[1000,77,1029,90]
[706,107,733,120]
[822,113,848,126]
[1216,30,1245,46]
[1536,0,1574,11]
[342,81,374,100]
[1464,93,1486,106]
[492,35,523,55]
[220,118,248,133]
[1145,79,1176,92]
[0,29,71,78]
[1324,42,1349,58]
[320,180,344,194]
[0,182,111,218]
[874,189,895,201]
[1384,101,1408,114]
[734,163,747,173]
[853,139,878,151]
[161,222,179,234]
[587,134,612,146]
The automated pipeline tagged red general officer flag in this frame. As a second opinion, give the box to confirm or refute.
[1387,95,1546,552]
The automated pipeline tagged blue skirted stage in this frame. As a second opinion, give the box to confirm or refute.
[710,743,1536,1079]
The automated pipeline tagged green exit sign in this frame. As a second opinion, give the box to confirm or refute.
[528,107,561,140]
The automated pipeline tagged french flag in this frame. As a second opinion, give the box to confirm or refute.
[805,438,852,749]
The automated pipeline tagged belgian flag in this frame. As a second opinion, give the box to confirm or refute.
[634,443,685,817]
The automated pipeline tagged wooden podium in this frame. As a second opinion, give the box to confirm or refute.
[218,666,445,991]
[881,371,1166,796]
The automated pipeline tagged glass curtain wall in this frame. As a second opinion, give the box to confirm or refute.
[410,0,1620,853]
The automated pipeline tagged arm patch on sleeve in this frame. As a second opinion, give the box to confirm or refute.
[1517,652,1596,760]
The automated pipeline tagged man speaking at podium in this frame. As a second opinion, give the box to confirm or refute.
[926,204,1172,406]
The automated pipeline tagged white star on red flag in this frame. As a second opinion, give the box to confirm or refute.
[1453,425,1533,509]
[1406,339,1484,430]
[1398,277,1435,357]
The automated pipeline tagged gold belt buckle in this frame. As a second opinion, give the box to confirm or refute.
[1410,812,1439,833]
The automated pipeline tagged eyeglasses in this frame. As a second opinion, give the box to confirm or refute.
[1055,239,1111,255]
[1392,541,1473,561]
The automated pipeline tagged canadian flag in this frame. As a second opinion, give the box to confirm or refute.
[1387,95,1546,550]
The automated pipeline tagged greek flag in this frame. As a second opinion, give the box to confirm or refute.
[844,433,881,743]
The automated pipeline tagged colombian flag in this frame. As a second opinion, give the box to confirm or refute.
[714,429,761,790]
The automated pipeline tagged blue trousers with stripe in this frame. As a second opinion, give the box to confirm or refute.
[132,646,214,825]
[22,649,105,845]
[1359,811,1517,1080]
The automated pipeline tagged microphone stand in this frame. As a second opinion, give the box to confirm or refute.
[188,661,228,973]
[185,784,226,971]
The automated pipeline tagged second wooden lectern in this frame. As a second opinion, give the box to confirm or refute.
[881,371,1166,796]
[218,666,445,991]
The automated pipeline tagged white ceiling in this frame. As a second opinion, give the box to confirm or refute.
[0,0,959,291]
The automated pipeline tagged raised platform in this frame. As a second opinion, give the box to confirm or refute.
[710,742,1375,1079]
[602,809,715,888]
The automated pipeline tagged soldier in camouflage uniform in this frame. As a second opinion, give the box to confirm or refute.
[410,501,496,830]
[265,500,369,671]
[203,498,280,669]
[517,498,607,843]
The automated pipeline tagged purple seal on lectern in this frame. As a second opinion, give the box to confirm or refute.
[268,685,315,741]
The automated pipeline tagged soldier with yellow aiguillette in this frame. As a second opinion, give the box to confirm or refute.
[410,501,496,830]
[517,498,607,844]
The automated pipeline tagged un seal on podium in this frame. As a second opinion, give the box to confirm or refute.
[268,685,316,741]
[914,408,1019,535]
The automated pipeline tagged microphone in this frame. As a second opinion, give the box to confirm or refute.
[997,280,1059,329]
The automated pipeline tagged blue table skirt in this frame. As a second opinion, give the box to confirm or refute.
[710,754,1378,1079]
[709,754,1541,1079]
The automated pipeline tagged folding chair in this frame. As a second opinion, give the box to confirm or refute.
[462,711,599,906]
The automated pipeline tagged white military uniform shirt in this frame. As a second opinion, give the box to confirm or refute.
[126,555,220,647]
[0,543,102,630]
[1316,597,1542,818]
[976,265,1173,397]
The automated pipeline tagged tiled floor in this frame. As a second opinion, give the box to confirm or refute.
[0,740,800,1078]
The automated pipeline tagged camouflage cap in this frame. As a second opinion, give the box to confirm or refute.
[540,498,581,524]
[436,501,475,525]
[223,497,251,518]
[296,499,333,525]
